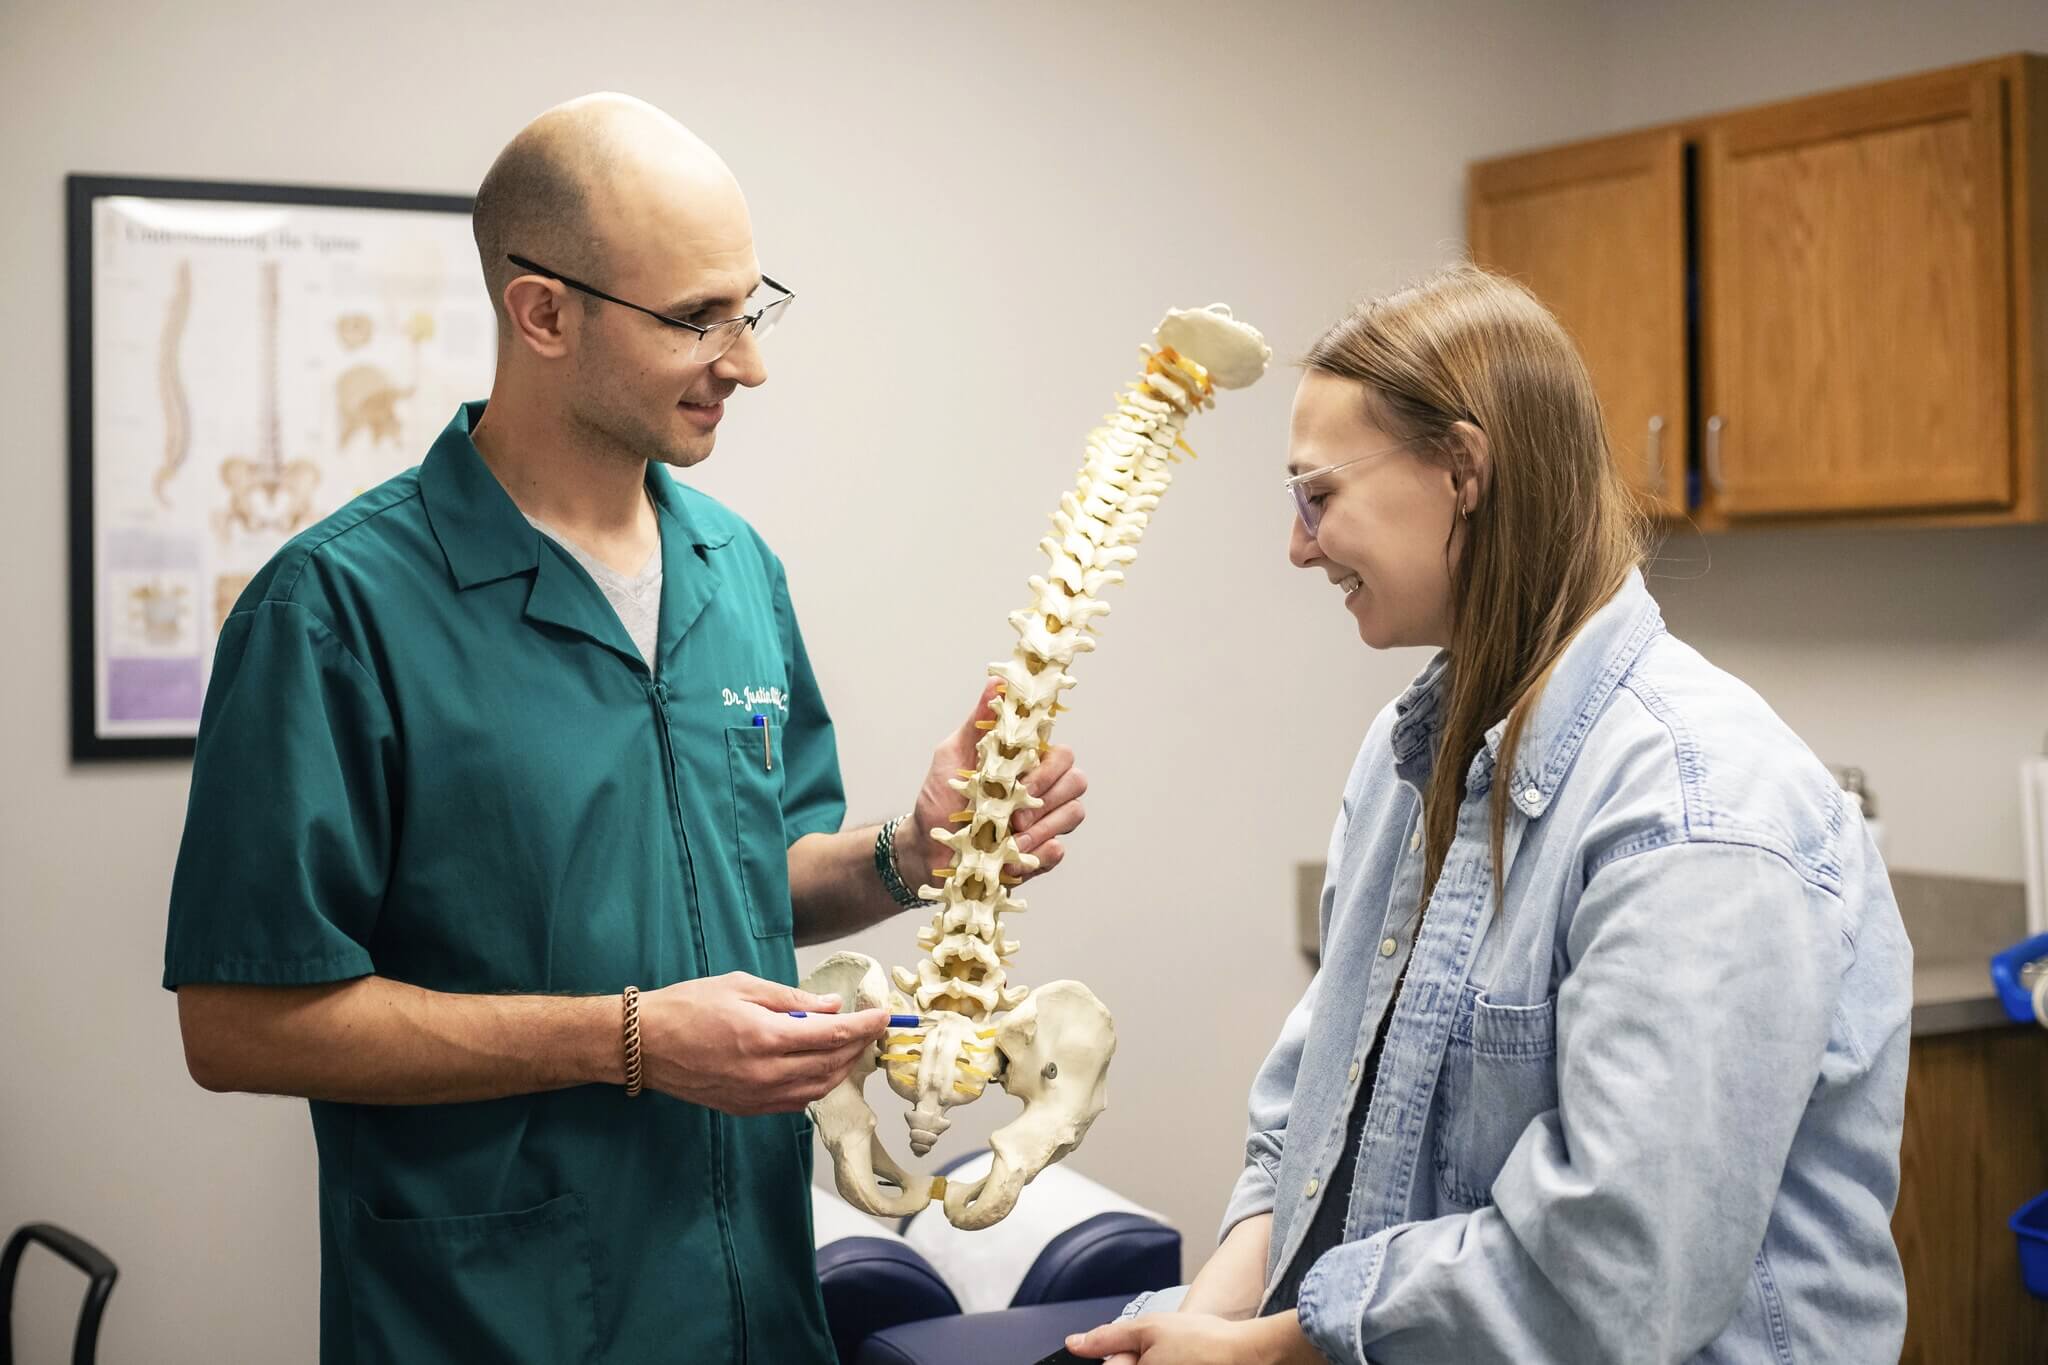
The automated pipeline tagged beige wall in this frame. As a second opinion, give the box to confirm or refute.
[1,1,2041,1360]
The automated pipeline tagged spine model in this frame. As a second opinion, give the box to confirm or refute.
[882,346,1216,1143]
[804,305,1269,1228]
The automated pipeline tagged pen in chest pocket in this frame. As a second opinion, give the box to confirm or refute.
[751,712,773,771]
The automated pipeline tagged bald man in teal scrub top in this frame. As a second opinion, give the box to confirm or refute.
[164,93,1091,1364]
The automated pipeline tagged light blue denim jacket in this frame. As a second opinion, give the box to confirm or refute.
[1221,570,1911,1363]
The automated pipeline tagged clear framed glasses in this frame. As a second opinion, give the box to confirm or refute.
[1283,440,1418,536]
[505,254,794,363]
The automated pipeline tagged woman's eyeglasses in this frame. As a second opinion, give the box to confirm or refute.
[1282,440,1418,536]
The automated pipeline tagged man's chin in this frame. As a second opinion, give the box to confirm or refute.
[653,429,717,469]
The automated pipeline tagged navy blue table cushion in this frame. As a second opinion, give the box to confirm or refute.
[1010,1212,1180,1308]
[816,1235,961,1365]
[854,1293,1135,1365]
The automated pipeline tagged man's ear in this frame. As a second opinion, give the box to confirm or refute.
[1448,420,1491,516]
[502,274,576,360]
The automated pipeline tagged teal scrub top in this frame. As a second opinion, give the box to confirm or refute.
[164,402,846,1364]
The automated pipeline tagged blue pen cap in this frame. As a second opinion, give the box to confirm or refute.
[788,1012,925,1028]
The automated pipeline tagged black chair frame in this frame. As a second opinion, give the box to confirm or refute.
[2,1223,119,1365]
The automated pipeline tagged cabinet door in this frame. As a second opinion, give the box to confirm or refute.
[1703,67,2012,516]
[1470,130,1687,517]
[1894,1027,2048,1363]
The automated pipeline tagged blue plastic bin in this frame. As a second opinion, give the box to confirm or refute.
[1990,937,2048,1299]
[2012,1191,2048,1300]
[1988,932,2048,1024]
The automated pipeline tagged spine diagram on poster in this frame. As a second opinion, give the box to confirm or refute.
[803,304,1269,1230]
[216,260,322,540]
[154,260,192,506]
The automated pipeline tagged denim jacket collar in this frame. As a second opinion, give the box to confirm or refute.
[1388,568,1665,817]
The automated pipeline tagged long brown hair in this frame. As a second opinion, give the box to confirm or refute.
[1304,265,1650,906]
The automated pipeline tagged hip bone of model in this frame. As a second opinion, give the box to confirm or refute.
[803,305,1269,1230]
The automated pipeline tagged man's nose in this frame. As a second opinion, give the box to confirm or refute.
[714,326,769,388]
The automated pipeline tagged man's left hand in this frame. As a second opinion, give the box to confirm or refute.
[903,681,1088,885]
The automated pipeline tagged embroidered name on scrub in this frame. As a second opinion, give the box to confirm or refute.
[722,685,789,714]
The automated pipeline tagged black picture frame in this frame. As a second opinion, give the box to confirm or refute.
[67,174,475,760]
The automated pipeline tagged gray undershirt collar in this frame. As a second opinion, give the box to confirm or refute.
[524,513,662,670]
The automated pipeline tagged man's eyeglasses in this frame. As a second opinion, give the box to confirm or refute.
[1282,441,1418,537]
[506,254,794,363]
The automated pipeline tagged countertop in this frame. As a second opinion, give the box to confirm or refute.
[1892,870,2033,1037]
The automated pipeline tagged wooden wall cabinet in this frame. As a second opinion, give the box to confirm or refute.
[1469,54,2048,529]
[1471,129,1689,518]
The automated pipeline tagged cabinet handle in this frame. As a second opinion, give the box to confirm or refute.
[1705,415,1726,496]
[1646,416,1665,490]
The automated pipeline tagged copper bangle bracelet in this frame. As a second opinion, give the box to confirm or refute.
[622,985,643,1097]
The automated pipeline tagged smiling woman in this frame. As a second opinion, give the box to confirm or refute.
[1068,267,1913,1365]
[1289,267,1648,896]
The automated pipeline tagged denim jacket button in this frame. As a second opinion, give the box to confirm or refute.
[1409,828,1421,852]
[1379,937,1398,958]
[1305,1177,1320,1198]
[1348,1061,1361,1082]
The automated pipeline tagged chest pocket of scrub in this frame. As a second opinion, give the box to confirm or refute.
[726,722,793,939]
[1432,985,1559,1209]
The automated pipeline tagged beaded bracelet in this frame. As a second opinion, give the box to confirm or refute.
[873,813,926,910]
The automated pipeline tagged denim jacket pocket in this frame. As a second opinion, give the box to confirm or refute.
[1433,986,1560,1209]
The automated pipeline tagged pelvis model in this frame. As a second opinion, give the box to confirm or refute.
[804,305,1268,1230]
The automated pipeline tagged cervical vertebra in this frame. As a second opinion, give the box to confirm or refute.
[805,305,1269,1229]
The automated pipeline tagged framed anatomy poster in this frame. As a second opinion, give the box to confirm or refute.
[67,175,497,758]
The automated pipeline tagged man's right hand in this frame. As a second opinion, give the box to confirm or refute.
[636,971,890,1115]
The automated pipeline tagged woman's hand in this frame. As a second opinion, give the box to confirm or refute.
[1063,1309,1320,1365]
